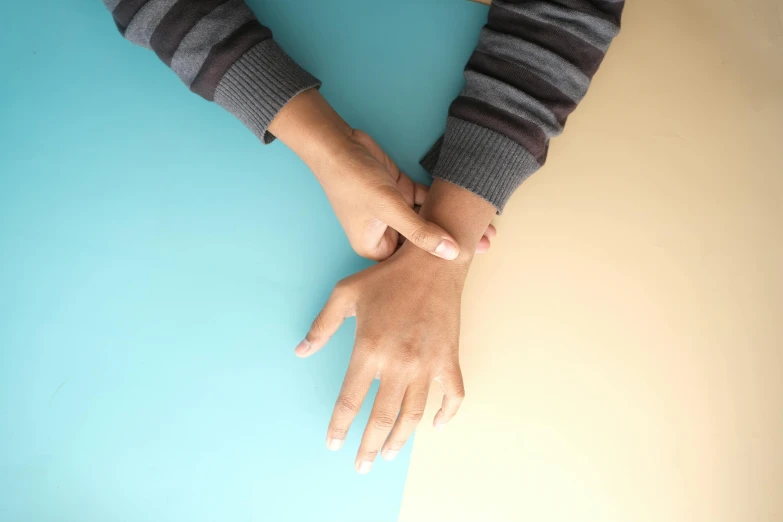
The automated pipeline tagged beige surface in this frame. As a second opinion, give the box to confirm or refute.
[400,1,783,521]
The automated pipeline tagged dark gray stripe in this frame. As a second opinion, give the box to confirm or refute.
[450,96,549,163]
[467,50,576,124]
[593,0,625,22]
[488,4,605,78]
[476,27,590,102]
[150,0,230,66]
[112,0,152,33]
[462,70,562,139]
[124,0,179,48]
[190,20,273,101]
[508,0,623,25]
[494,0,618,52]
[171,0,256,86]
[103,0,122,11]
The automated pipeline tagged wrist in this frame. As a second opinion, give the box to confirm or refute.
[394,179,496,278]
[268,89,353,175]
[395,241,471,292]
[418,179,497,266]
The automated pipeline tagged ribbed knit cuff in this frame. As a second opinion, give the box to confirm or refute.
[214,39,321,144]
[420,117,541,212]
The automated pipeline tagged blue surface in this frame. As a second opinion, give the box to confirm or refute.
[0,1,486,521]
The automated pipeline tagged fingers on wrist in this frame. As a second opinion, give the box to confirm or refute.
[372,187,460,261]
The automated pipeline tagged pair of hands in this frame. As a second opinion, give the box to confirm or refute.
[270,90,496,262]
[269,89,497,473]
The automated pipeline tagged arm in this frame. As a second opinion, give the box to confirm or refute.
[422,0,626,211]
[103,0,320,143]
[102,1,493,260]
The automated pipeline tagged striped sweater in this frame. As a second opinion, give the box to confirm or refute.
[102,0,624,211]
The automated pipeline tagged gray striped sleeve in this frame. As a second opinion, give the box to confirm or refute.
[215,40,322,144]
[476,27,590,103]
[103,0,321,143]
[102,0,122,11]
[170,0,256,86]
[461,70,563,138]
[422,1,625,211]
[123,0,179,48]
[430,117,541,206]
[493,0,619,51]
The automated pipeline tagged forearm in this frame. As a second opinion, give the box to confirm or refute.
[268,89,352,177]
[421,0,625,212]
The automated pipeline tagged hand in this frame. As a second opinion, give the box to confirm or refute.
[317,127,497,259]
[295,180,497,473]
[269,89,495,260]
[298,242,467,473]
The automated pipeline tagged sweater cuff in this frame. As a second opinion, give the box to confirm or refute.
[213,39,321,144]
[420,117,541,212]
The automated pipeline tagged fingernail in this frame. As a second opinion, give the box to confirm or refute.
[434,239,459,260]
[356,461,373,474]
[382,449,399,461]
[294,339,311,357]
[435,422,446,432]
[326,438,343,452]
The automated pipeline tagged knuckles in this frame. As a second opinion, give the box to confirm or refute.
[407,226,433,249]
[390,349,420,372]
[369,413,397,431]
[333,278,358,300]
[359,449,379,460]
[333,278,350,292]
[334,395,362,415]
[329,427,349,439]
[309,313,327,336]
[400,409,425,424]
[387,439,406,450]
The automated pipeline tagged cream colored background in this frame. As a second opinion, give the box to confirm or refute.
[400,0,783,521]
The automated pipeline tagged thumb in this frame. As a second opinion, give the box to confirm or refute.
[374,190,460,260]
[295,283,355,358]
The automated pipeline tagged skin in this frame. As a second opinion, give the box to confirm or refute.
[269,89,494,260]
[298,180,496,473]
[270,89,497,473]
